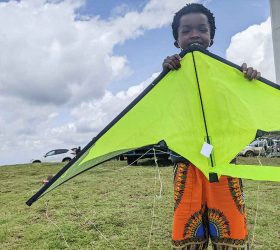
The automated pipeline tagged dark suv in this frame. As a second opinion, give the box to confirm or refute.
[121,145,170,165]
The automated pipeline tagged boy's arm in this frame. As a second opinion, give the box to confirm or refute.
[162,55,261,81]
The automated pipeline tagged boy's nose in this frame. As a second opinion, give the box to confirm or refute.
[190,30,201,38]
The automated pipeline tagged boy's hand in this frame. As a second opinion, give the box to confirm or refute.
[241,63,261,80]
[162,58,261,80]
[162,54,182,70]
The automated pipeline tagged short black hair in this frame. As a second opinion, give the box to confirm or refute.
[172,3,216,42]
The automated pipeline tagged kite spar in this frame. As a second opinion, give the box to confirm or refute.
[27,46,280,206]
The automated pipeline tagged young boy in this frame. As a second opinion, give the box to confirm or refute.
[163,4,260,250]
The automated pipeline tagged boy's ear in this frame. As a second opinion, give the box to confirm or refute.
[174,41,180,48]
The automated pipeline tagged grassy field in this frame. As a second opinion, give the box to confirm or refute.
[0,157,279,250]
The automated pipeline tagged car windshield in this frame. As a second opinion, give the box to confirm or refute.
[46,150,55,156]
[249,141,258,146]
[249,140,266,147]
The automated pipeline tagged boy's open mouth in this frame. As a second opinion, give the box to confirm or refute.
[188,42,204,48]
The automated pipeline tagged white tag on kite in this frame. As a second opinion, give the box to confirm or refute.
[200,142,213,158]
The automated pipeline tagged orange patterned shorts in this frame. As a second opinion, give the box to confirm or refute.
[172,163,249,250]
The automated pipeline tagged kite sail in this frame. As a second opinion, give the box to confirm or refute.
[26,46,280,206]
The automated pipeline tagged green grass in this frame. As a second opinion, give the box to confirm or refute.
[0,158,279,249]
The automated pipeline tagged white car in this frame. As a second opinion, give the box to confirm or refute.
[239,139,269,157]
[31,149,76,163]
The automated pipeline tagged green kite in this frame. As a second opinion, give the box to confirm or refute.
[26,46,280,206]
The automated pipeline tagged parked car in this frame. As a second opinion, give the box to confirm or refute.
[239,139,271,157]
[31,149,76,163]
[267,139,280,157]
[120,145,170,165]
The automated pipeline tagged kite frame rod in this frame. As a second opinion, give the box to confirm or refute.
[26,46,280,206]
[191,51,216,181]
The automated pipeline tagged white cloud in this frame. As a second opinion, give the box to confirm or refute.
[0,71,159,165]
[226,18,276,82]
[104,0,200,45]
[0,0,198,106]
[0,0,128,105]
[70,72,159,135]
[110,3,131,17]
[1,0,201,165]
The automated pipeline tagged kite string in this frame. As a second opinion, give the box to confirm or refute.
[250,150,262,249]
[147,148,163,249]
[250,182,260,250]
[95,148,154,173]
[49,147,164,249]
[45,201,71,249]
[155,153,163,198]
[115,148,154,172]
[67,190,117,250]
[58,148,156,250]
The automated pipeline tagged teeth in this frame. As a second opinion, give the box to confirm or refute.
[190,42,202,46]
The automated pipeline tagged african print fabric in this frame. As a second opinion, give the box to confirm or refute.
[172,163,249,250]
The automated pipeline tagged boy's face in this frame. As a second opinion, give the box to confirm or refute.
[176,13,211,50]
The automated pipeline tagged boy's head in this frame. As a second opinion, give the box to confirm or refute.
[172,3,216,50]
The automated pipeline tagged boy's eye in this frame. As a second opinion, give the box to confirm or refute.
[180,27,209,34]
[200,27,208,32]
[199,26,209,32]
[181,29,190,34]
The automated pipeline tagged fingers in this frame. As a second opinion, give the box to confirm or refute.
[246,67,254,80]
[241,63,247,73]
[244,67,261,80]
[241,63,261,80]
[163,54,181,70]
[249,69,258,80]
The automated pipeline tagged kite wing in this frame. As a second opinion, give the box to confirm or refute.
[26,47,280,206]
[191,50,280,181]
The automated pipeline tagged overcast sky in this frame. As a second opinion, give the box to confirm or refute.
[0,0,276,165]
